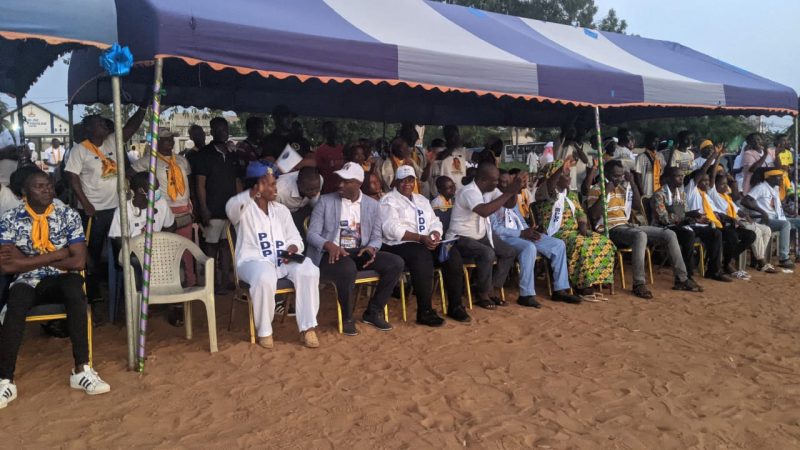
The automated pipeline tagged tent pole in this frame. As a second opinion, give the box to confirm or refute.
[111,76,136,370]
[594,106,608,236]
[794,113,798,232]
[15,97,25,143]
[137,57,164,373]
[67,103,74,147]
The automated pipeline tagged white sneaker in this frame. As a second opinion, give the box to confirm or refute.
[70,365,111,395]
[0,379,17,409]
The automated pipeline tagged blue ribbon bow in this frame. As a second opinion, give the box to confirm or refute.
[100,43,134,77]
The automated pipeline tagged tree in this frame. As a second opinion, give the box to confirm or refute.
[598,8,627,33]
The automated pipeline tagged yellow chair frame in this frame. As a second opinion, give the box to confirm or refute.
[615,247,655,290]
[462,262,505,309]
[398,268,447,321]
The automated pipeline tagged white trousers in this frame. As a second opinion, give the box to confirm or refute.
[237,259,320,337]
[742,222,771,260]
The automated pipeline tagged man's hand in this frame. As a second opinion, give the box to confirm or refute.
[508,176,523,194]
[420,235,438,250]
[323,241,348,264]
[696,216,710,225]
[357,246,377,267]
[520,228,541,241]
[577,220,592,237]
[198,206,212,226]
[82,203,96,217]
[623,170,634,184]
[281,244,300,264]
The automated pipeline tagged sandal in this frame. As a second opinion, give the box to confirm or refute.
[475,299,497,310]
[632,284,654,299]
[490,296,508,307]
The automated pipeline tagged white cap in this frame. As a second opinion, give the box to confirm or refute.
[395,165,416,181]
[334,162,364,183]
[545,141,554,148]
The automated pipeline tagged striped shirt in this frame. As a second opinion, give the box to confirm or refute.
[587,183,630,231]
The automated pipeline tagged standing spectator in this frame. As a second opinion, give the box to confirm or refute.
[32,138,64,174]
[190,117,240,293]
[65,107,146,303]
[0,126,22,187]
[613,128,636,163]
[663,130,696,176]
[438,125,469,190]
[380,137,426,193]
[315,121,345,194]
[237,116,265,163]
[633,131,666,196]
[262,105,296,162]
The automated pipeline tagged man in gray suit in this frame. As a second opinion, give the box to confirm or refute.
[307,162,403,336]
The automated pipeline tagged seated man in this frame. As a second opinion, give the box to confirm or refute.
[587,160,700,299]
[307,162,403,336]
[490,171,581,307]
[275,166,322,235]
[445,162,518,310]
[742,169,800,269]
[0,170,110,409]
[109,172,176,240]
[430,176,456,211]
[226,162,320,349]
[380,166,470,325]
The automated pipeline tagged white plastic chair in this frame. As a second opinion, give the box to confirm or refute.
[123,232,218,353]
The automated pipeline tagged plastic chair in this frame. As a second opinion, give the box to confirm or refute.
[123,232,218,352]
[226,225,295,344]
[25,272,93,366]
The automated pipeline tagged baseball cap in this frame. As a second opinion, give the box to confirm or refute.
[334,162,364,182]
[395,165,416,181]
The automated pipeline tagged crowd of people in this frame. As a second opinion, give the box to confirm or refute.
[0,103,796,409]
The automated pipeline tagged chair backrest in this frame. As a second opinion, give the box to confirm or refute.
[225,224,243,288]
[128,232,200,290]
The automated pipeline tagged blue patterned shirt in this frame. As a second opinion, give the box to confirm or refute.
[0,203,85,287]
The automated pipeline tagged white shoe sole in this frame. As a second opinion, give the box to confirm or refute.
[0,391,17,408]
[70,381,111,395]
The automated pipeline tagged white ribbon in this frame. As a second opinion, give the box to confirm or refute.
[547,191,575,236]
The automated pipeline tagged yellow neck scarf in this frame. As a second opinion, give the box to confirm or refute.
[157,153,186,201]
[647,150,662,192]
[438,195,452,208]
[81,139,117,178]
[24,201,55,254]
[780,172,791,201]
[518,190,531,220]
[721,193,738,219]
[699,190,722,228]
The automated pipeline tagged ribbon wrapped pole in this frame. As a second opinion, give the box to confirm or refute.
[137,58,164,373]
[594,106,608,237]
[100,43,137,369]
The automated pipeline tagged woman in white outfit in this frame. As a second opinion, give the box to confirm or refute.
[226,161,320,349]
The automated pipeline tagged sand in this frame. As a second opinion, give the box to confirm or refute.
[2,265,800,449]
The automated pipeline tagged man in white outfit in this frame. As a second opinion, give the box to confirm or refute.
[226,161,320,349]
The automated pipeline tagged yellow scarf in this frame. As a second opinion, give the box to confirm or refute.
[437,195,452,209]
[81,139,117,178]
[518,190,531,221]
[24,202,55,254]
[720,193,738,219]
[647,150,662,192]
[780,172,791,201]
[699,190,722,228]
[391,156,419,194]
[157,153,186,201]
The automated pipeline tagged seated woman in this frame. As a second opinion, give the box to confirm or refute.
[226,161,320,349]
[536,160,616,298]
[379,166,470,324]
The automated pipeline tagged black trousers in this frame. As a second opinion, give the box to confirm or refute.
[383,242,465,314]
[721,225,756,266]
[318,251,403,321]
[454,233,516,297]
[690,225,723,276]
[0,274,89,381]
[80,208,115,301]
[670,226,697,278]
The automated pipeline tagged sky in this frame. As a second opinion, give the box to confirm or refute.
[3,0,799,130]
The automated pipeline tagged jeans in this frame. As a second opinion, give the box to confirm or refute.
[767,217,800,260]
[0,274,89,381]
[501,235,570,296]
[609,224,688,286]
[318,251,403,321]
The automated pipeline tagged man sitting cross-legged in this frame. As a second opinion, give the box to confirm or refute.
[0,170,110,409]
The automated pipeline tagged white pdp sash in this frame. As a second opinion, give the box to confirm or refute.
[547,191,575,236]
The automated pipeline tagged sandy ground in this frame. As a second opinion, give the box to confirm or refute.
[2,263,800,449]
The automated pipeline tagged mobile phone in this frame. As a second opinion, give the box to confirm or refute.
[277,250,306,263]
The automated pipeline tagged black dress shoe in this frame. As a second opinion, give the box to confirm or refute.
[446,305,471,322]
[416,309,445,327]
[342,319,359,336]
[517,295,542,308]
[362,310,393,331]
[552,291,582,304]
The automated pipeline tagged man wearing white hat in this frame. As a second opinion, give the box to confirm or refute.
[307,162,403,336]
[380,166,471,325]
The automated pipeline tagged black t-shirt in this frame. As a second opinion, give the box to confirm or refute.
[190,143,239,219]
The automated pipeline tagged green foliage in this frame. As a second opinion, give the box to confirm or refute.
[598,8,627,33]
[609,116,757,149]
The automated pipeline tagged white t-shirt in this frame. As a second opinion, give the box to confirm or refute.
[662,148,695,174]
[132,154,192,208]
[439,148,469,189]
[64,134,120,211]
[446,181,490,242]
[275,171,323,212]
[225,190,304,268]
[613,145,635,161]
[746,182,784,220]
[379,189,443,246]
[31,146,66,173]
[633,151,667,197]
[109,197,175,238]
[338,192,362,249]
[526,151,539,174]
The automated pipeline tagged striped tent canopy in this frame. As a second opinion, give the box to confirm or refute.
[69,0,797,125]
[0,0,117,97]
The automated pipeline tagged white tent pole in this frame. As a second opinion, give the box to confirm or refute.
[111,75,136,370]
[594,106,608,236]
